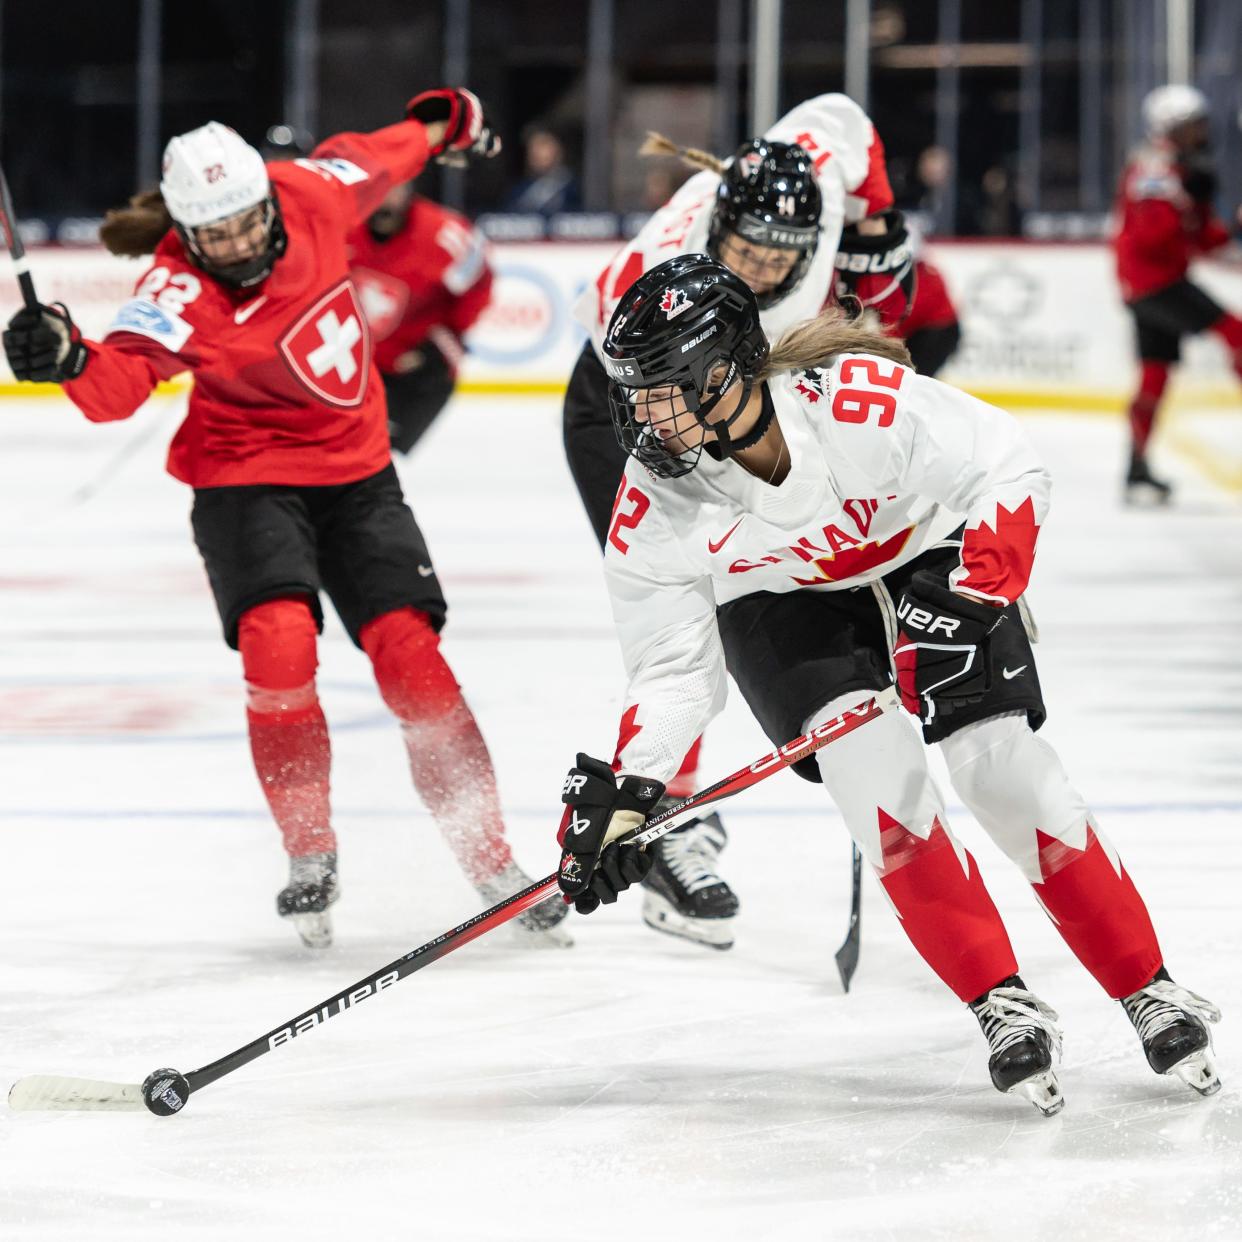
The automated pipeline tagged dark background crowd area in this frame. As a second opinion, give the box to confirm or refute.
[3,0,1241,242]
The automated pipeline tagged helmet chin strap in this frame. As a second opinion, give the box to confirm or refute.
[697,370,768,461]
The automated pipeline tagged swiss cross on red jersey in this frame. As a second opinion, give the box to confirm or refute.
[279,280,372,408]
[351,267,411,342]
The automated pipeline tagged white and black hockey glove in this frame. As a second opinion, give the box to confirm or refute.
[894,571,1006,725]
[3,302,88,383]
[406,88,501,163]
[834,209,916,328]
[557,754,664,915]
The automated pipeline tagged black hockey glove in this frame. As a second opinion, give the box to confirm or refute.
[4,302,88,383]
[834,209,916,328]
[1180,154,1218,204]
[894,570,1007,726]
[406,88,501,163]
[557,754,664,915]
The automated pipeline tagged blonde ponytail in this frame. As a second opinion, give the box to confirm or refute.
[759,308,912,381]
[98,187,174,258]
[639,131,727,176]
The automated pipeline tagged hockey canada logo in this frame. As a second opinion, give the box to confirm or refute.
[738,151,763,179]
[279,279,372,408]
[793,368,829,404]
[660,288,693,320]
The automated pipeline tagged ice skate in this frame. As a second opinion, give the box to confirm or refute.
[970,977,1065,1116]
[477,861,573,948]
[276,851,338,949]
[641,811,739,950]
[1124,452,1173,506]
[1121,969,1221,1096]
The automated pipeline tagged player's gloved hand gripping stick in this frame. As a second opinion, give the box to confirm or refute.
[9,698,883,1117]
[0,162,89,383]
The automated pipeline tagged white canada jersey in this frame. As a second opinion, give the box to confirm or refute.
[603,355,1050,781]
[574,94,893,358]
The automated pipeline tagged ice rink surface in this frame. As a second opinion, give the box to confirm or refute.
[1,392,1239,1242]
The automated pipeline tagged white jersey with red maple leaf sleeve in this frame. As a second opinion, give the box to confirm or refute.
[574,93,893,359]
[604,354,1050,781]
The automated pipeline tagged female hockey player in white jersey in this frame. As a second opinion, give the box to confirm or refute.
[554,254,1221,1114]
[562,92,912,951]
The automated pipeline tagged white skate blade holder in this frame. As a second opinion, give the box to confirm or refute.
[642,890,735,950]
[1171,1050,1221,1097]
[290,912,333,950]
[1015,1070,1065,1118]
[10,1075,145,1113]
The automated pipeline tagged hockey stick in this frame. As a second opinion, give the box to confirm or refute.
[834,844,863,992]
[0,162,39,310]
[9,696,884,1117]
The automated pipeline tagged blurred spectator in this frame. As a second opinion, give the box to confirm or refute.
[979,163,1022,236]
[501,125,582,216]
[897,144,958,233]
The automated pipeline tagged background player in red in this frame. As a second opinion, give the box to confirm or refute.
[348,180,493,454]
[1113,84,1242,504]
[2,92,570,951]
[894,253,961,378]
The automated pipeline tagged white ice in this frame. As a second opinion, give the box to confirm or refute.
[0,393,1239,1242]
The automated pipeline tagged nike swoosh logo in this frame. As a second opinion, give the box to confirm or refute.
[707,517,744,554]
[233,296,268,325]
[417,564,435,578]
[1002,665,1027,680]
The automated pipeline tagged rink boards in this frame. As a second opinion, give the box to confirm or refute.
[1,240,1241,411]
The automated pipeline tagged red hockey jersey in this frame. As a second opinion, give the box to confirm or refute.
[1112,141,1231,303]
[64,120,436,488]
[894,259,957,337]
[347,197,493,375]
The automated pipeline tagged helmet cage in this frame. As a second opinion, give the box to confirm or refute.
[176,194,287,289]
[607,352,753,479]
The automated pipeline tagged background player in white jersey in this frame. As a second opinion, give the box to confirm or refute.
[554,254,1221,1113]
[562,93,913,950]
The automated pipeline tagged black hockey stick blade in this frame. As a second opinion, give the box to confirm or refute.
[0,162,39,309]
[834,843,863,992]
[10,698,885,1115]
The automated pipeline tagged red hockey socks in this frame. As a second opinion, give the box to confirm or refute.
[360,607,513,886]
[1210,312,1242,380]
[238,597,335,858]
[1127,359,1170,457]
[875,810,1018,1002]
[1031,825,1162,998]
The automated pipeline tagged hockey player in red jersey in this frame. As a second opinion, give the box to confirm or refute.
[562,94,913,951]
[2,92,569,951]
[348,181,493,454]
[894,256,960,377]
[1113,84,1242,503]
[555,255,1221,1114]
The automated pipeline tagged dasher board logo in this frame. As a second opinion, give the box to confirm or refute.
[279,279,372,407]
[660,287,693,320]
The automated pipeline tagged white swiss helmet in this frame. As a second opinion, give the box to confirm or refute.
[160,121,270,228]
[1142,84,1209,138]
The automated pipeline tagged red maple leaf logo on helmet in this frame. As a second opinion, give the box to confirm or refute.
[660,288,692,320]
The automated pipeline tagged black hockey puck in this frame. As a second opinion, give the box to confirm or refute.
[141,1068,191,1116]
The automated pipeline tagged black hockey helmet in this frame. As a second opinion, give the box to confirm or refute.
[602,253,770,479]
[708,139,822,309]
